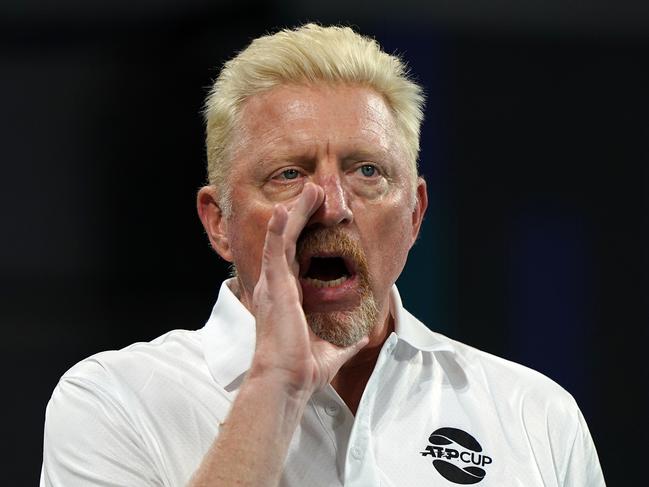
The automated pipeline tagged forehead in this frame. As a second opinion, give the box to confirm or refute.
[231,83,402,160]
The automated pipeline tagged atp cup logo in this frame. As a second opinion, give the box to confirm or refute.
[420,427,493,484]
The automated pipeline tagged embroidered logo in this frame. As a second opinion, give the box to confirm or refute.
[420,427,492,484]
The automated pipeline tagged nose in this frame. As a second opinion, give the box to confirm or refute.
[308,174,353,227]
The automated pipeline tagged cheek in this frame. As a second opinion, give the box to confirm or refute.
[358,197,416,286]
[228,202,273,284]
[349,178,389,200]
[262,180,306,202]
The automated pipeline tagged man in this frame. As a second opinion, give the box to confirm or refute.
[41,24,605,486]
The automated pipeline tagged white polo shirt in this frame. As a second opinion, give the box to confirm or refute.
[41,279,605,486]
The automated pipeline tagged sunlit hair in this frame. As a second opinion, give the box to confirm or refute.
[203,23,426,215]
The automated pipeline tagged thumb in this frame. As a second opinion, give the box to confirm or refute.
[325,335,370,370]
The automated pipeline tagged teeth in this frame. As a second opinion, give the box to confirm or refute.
[303,275,348,288]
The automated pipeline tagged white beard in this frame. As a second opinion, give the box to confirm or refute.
[306,292,379,347]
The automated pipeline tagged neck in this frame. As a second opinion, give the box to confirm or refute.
[231,276,394,414]
[331,309,394,415]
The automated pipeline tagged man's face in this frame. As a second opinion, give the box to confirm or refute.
[210,83,426,344]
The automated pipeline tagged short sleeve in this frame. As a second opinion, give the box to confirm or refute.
[561,409,606,487]
[40,361,163,487]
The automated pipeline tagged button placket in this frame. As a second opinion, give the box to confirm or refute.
[343,337,398,485]
[350,445,364,460]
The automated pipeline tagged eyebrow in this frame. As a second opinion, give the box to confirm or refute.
[250,135,395,170]
[341,147,392,163]
[255,151,317,169]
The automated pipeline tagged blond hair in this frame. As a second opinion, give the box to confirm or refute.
[204,23,425,214]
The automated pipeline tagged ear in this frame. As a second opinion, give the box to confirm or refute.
[197,185,233,262]
[410,177,428,245]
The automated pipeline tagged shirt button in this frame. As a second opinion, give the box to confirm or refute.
[324,403,340,416]
[351,445,364,460]
[386,342,395,353]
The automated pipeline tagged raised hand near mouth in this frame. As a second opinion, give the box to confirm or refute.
[189,182,369,487]
[251,182,370,393]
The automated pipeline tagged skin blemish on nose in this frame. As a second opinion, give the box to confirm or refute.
[320,174,347,201]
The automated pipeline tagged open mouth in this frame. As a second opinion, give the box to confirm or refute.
[300,255,355,288]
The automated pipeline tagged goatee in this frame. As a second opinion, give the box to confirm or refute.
[297,227,379,347]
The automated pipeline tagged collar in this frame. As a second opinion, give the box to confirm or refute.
[201,279,256,390]
[201,278,455,389]
[389,286,456,354]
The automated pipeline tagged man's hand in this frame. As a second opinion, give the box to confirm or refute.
[250,182,369,394]
[189,183,367,487]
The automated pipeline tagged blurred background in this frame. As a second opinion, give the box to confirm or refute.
[2,1,647,484]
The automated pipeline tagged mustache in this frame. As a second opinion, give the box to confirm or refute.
[296,226,368,273]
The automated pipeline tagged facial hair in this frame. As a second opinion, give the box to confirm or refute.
[296,227,379,347]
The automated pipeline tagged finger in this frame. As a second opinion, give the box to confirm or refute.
[260,204,290,283]
[337,335,370,362]
[284,182,324,245]
[267,203,288,235]
[313,335,370,374]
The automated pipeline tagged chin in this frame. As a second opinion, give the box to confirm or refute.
[306,294,378,347]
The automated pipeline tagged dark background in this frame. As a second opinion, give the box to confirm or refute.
[2,1,647,484]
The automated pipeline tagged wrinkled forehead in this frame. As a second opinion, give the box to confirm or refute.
[230,83,408,164]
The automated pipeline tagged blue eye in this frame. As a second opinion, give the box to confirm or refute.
[281,169,300,180]
[359,165,377,177]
